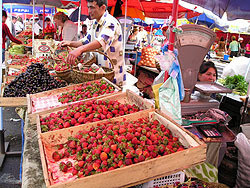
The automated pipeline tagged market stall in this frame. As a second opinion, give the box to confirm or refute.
[1,0,250,187]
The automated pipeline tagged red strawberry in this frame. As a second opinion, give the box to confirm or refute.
[52,151,61,161]
[111,144,117,151]
[74,112,81,119]
[93,162,100,170]
[78,161,85,167]
[59,162,68,172]
[66,161,72,168]
[100,152,108,161]
[68,140,76,149]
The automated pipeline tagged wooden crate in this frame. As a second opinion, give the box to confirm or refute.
[38,110,206,188]
[27,77,121,123]
[0,82,27,107]
[36,89,154,134]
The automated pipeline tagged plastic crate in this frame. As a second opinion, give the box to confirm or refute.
[141,171,185,188]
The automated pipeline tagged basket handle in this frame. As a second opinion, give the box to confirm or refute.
[83,50,114,69]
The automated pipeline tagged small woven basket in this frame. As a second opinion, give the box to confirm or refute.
[72,50,114,84]
[53,46,75,83]
[78,52,96,66]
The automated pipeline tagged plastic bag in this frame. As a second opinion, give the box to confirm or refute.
[152,71,169,108]
[222,56,250,82]
[169,50,185,101]
[234,133,250,188]
[159,77,182,124]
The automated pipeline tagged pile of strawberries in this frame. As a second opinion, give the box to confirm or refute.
[51,118,185,178]
[9,58,40,66]
[58,80,115,104]
[40,99,141,132]
[81,67,99,73]
[9,54,29,59]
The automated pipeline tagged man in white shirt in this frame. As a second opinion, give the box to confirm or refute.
[37,14,44,28]
[12,16,24,35]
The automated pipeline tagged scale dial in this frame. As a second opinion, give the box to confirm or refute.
[178,30,211,48]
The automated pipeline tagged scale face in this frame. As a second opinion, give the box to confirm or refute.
[178,30,211,49]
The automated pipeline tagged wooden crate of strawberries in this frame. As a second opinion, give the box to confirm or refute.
[38,109,206,188]
[27,77,121,123]
[36,89,154,134]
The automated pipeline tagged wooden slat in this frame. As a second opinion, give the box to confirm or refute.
[0,97,27,107]
[28,78,121,121]
[38,110,206,188]
[36,90,154,134]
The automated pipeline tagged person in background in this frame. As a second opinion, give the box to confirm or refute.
[2,10,23,62]
[53,12,78,41]
[37,14,44,28]
[198,61,218,83]
[24,18,32,30]
[245,40,250,58]
[61,0,125,86]
[12,16,24,35]
[137,26,148,47]
[45,17,55,30]
[214,37,226,57]
[33,18,42,35]
[128,27,141,49]
[228,36,240,57]
[80,24,87,39]
[238,37,244,56]
[161,25,169,47]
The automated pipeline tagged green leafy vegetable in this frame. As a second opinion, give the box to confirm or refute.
[219,75,248,96]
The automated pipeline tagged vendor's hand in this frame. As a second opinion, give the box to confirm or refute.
[60,41,71,47]
[67,47,82,64]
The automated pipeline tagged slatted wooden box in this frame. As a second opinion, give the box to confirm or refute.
[38,110,206,188]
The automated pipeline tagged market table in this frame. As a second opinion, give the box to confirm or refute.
[21,112,46,188]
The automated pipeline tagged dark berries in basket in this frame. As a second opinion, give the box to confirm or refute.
[3,63,67,97]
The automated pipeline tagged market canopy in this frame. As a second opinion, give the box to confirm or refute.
[188,13,228,31]
[79,0,200,20]
[182,0,250,21]
[3,0,80,9]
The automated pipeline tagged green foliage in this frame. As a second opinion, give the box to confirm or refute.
[220,75,248,96]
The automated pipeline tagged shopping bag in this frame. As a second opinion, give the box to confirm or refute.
[152,71,169,109]
[169,49,185,101]
[159,77,182,124]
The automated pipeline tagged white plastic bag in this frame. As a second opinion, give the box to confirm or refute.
[159,77,182,124]
[234,133,250,188]
[222,56,250,82]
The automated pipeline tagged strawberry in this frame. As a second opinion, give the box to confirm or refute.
[100,152,108,161]
[68,140,76,149]
[93,162,100,170]
[52,151,61,161]
[78,161,85,167]
[59,162,68,172]
[111,144,117,151]
[66,161,72,168]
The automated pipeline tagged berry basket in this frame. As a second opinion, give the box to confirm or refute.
[71,50,114,83]
[135,171,185,188]
[54,66,73,83]
[52,46,76,83]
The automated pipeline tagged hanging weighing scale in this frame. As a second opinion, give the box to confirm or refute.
[175,25,232,115]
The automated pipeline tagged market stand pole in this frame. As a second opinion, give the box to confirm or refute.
[32,0,35,55]
[168,0,179,51]
[0,2,21,170]
[43,3,45,37]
